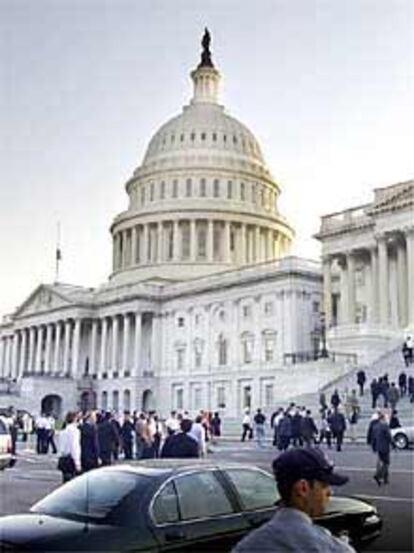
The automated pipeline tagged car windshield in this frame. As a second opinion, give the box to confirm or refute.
[31,470,149,524]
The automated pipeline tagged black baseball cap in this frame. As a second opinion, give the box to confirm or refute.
[272,448,348,486]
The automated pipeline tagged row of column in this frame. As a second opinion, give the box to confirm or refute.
[113,220,290,270]
[323,228,414,328]
[0,312,146,381]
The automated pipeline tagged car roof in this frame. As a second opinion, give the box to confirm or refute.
[97,459,267,477]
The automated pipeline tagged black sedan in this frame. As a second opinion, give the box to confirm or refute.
[0,460,382,552]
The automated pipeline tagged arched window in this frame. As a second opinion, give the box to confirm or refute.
[240,182,245,201]
[186,178,192,197]
[112,390,119,413]
[200,178,206,197]
[150,182,155,201]
[227,180,233,199]
[181,222,190,259]
[197,223,207,259]
[218,334,228,366]
[123,389,131,411]
[160,181,166,199]
[140,186,145,205]
[101,391,108,411]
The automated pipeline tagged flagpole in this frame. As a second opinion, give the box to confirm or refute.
[55,222,61,283]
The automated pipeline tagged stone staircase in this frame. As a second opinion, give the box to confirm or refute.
[221,347,414,440]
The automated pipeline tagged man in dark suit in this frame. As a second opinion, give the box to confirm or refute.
[160,419,199,458]
[80,411,99,472]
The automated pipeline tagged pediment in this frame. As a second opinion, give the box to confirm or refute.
[368,181,414,215]
[14,285,73,318]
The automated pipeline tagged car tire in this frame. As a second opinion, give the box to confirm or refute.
[393,433,408,449]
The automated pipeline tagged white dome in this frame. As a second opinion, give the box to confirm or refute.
[109,34,294,286]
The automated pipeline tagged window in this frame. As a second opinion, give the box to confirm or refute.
[201,132,206,141]
[195,349,202,368]
[225,469,278,511]
[223,134,227,143]
[218,335,227,366]
[264,301,274,316]
[177,317,185,327]
[264,384,274,408]
[195,314,201,325]
[197,224,207,259]
[217,386,226,408]
[252,184,257,204]
[186,178,192,197]
[242,305,252,318]
[313,301,320,313]
[212,132,217,142]
[177,349,185,370]
[172,179,178,198]
[213,179,220,198]
[227,180,233,199]
[193,387,202,409]
[264,338,274,362]
[190,132,196,142]
[174,472,233,520]
[240,182,245,201]
[260,188,264,207]
[230,228,236,252]
[180,133,184,142]
[153,482,179,524]
[213,224,222,260]
[200,178,206,197]
[140,186,145,205]
[160,181,166,199]
[150,182,155,201]
[171,134,175,143]
[233,135,238,144]
[167,226,173,260]
[176,388,184,409]
[242,338,253,364]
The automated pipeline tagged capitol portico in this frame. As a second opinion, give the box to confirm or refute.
[316,180,414,362]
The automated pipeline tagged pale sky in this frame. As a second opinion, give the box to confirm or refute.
[1,0,413,317]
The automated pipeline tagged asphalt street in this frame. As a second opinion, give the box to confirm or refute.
[0,441,412,552]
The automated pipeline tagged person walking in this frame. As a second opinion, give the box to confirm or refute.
[253,408,266,448]
[210,411,222,444]
[278,411,292,451]
[330,389,341,410]
[290,408,302,448]
[329,408,347,452]
[388,382,400,411]
[398,371,407,397]
[232,448,355,552]
[79,411,99,472]
[120,411,135,460]
[372,412,392,486]
[370,379,379,409]
[300,410,318,447]
[45,414,58,454]
[356,369,366,396]
[319,412,332,448]
[97,411,119,465]
[160,419,199,458]
[240,410,253,442]
[57,411,81,483]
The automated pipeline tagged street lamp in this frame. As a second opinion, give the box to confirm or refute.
[319,311,329,358]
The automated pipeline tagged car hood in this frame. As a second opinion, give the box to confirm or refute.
[0,514,154,551]
[324,495,375,516]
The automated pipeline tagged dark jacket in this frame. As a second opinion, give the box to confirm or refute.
[301,416,318,439]
[80,422,99,471]
[278,415,292,438]
[373,421,392,455]
[97,420,119,455]
[328,412,346,434]
[120,420,135,444]
[367,418,380,451]
[160,432,199,458]
[290,413,302,437]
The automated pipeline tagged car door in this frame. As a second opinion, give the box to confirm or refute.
[223,467,278,530]
[151,470,249,552]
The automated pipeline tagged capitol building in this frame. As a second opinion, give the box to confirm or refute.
[0,32,412,418]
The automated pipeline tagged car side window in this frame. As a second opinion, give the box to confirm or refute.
[153,481,179,524]
[225,469,278,511]
[174,471,234,520]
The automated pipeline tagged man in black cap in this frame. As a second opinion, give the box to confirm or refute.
[232,448,355,552]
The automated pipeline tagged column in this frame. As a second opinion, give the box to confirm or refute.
[173,220,180,262]
[90,319,98,375]
[240,223,246,264]
[35,326,43,373]
[347,252,356,324]
[150,313,158,373]
[112,234,118,271]
[131,226,137,266]
[266,228,272,261]
[406,228,414,326]
[255,226,261,262]
[0,338,5,377]
[44,324,52,374]
[111,315,119,372]
[190,219,197,261]
[99,317,108,376]
[72,318,81,377]
[396,239,407,327]
[339,257,348,324]
[207,220,214,262]
[322,256,332,327]
[19,329,27,377]
[122,313,130,372]
[134,312,142,377]
[224,221,231,263]
[142,224,149,264]
[63,320,71,375]
[28,327,35,373]
[157,222,163,263]
[368,247,379,324]
[11,333,19,379]
[377,235,389,325]
[53,322,62,374]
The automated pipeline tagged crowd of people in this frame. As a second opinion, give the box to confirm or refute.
[57,408,221,482]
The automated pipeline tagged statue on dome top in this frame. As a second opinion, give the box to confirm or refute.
[199,27,214,68]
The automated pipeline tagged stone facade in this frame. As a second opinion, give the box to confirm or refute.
[316,180,414,363]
